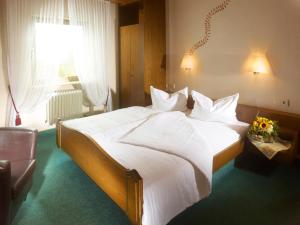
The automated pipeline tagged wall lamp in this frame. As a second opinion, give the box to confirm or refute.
[180,53,194,71]
[252,54,269,75]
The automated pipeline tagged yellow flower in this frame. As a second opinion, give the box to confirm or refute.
[267,124,273,134]
[253,121,258,127]
[259,122,267,130]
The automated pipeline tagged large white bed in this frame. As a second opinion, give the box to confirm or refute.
[62,106,249,225]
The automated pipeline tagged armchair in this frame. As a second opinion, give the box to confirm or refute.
[0,128,38,225]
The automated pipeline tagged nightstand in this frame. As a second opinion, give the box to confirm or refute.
[235,127,299,176]
[274,127,299,163]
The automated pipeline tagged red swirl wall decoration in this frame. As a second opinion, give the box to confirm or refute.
[187,0,232,55]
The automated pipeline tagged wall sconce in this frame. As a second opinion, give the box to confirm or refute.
[244,51,272,76]
[252,54,269,75]
[180,53,194,71]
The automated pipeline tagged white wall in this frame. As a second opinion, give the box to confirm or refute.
[167,0,300,114]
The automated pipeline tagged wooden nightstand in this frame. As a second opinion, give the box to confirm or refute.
[235,127,299,175]
[274,127,299,163]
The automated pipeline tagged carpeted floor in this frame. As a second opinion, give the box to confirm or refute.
[13,129,300,225]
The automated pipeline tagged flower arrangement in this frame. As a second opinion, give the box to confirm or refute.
[248,116,279,143]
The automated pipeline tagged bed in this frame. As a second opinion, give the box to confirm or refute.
[56,101,249,225]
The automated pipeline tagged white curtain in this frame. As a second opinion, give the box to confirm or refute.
[68,0,117,111]
[4,0,64,126]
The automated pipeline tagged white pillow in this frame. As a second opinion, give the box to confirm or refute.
[150,86,188,112]
[190,90,239,122]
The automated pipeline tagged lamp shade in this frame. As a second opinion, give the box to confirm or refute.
[180,53,194,70]
[252,54,269,74]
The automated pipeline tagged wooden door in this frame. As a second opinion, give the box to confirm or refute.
[144,0,166,94]
[120,24,144,107]
[120,26,131,107]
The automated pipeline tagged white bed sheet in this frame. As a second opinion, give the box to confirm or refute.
[62,106,249,225]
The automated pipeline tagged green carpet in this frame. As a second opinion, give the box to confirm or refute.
[13,129,300,225]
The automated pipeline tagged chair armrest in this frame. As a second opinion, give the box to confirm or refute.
[0,160,11,225]
[0,160,10,171]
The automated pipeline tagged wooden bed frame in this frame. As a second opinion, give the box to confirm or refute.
[56,96,300,225]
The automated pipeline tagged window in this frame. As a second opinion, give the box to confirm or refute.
[34,22,83,86]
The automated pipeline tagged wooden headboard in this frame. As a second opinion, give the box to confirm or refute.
[145,93,300,156]
[186,95,300,127]
[145,93,300,126]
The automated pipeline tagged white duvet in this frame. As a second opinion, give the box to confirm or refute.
[63,107,248,225]
[119,111,213,198]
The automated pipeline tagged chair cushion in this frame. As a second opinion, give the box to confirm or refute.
[10,159,36,199]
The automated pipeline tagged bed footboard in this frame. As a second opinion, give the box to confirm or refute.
[56,120,143,225]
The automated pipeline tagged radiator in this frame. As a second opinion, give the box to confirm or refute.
[46,89,83,125]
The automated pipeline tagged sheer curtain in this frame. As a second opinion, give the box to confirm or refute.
[68,0,117,111]
[4,0,64,126]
